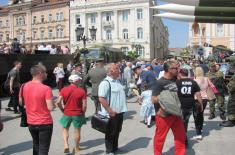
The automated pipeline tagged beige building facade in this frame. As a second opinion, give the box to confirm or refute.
[0,0,70,49]
[188,22,235,55]
[70,0,169,60]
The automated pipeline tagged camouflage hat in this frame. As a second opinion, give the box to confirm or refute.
[208,62,216,67]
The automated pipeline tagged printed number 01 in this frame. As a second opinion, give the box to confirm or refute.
[181,86,191,94]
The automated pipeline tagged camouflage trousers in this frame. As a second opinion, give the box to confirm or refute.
[209,94,225,114]
[227,94,235,121]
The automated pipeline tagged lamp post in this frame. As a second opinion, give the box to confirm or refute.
[75,24,97,74]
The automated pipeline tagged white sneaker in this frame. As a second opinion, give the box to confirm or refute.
[191,135,203,140]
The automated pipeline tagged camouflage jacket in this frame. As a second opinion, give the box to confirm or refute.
[207,71,227,94]
[227,75,235,95]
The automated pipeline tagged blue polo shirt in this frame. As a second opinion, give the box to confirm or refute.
[98,76,128,116]
[140,70,157,89]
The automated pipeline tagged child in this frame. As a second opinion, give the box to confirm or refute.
[139,82,155,128]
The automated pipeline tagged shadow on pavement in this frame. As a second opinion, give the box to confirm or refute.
[124,110,137,120]
[81,150,104,155]
[80,138,104,150]
[1,115,21,123]
[0,140,32,155]
[117,137,151,154]
[163,145,196,155]
[202,120,223,138]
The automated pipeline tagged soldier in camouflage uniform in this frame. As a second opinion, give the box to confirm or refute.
[220,62,235,127]
[207,62,227,120]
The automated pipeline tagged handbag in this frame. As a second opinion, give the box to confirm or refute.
[207,79,218,94]
[91,79,111,134]
[20,84,28,127]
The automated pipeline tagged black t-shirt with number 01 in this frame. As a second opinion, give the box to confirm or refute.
[176,78,200,109]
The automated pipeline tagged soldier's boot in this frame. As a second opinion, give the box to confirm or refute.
[220,112,226,121]
[208,113,215,120]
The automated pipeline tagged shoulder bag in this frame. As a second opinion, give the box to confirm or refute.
[91,79,111,134]
[20,84,28,127]
[158,90,182,117]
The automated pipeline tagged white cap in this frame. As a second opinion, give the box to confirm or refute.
[68,74,82,83]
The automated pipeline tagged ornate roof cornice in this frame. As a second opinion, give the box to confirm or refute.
[70,0,149,10]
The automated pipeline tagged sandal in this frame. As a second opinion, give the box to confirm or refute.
[64,148,70,153]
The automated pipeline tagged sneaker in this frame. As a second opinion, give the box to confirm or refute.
[208,114,215,120]
[220,114,226,121]
[191,135,203,140]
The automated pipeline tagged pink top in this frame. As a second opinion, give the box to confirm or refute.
[62,48,69,54]
[19,81,53,125]
[194,77,209,99]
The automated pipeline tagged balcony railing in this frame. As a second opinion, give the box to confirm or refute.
[103,20,114,28]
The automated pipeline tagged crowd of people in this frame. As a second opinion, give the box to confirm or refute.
[0,38,70,55]
[0,55,235,155]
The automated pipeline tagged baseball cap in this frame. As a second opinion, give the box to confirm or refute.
[132,64,141,71]
[68,74,82,83]
[145,64,151,68]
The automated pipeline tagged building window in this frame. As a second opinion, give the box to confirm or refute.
[48,14,53,22]
[90,13,96,24]
[137,47,145,57]
[33,16,36,24]
[122,10,128,21]
[33,31,37,39]
[76,15,80,24]
[0,21,2,27]
[123,29,128,39]
[0,33,3,42]
[57,27,64,38]
[6,20,9,27]
[48,29,53,39]
[106,12,112,21]
[217,24,224,37]
[16,32,20,41]
[6,34,9,42]
[60,12,64,21]
[56,13,60,21]
[41,15,44,23]
[121,47,129,55]
[137,27,143,39]
[22,32,25,41]
[137,9,143,20]
[16,16,24,26]
[40,30,44,40]
[106,30,112,40]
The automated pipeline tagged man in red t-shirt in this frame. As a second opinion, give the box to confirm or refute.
[19,64,55,155]
[56,74,87,154]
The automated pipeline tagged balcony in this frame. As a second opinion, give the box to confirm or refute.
[103,20,114,28]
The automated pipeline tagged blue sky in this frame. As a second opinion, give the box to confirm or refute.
[0,0,188,48]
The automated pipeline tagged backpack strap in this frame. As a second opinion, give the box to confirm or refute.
[103,79,111,106]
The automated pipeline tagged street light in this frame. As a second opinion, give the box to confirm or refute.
[75,24,97,74]
[75,24,97,48]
